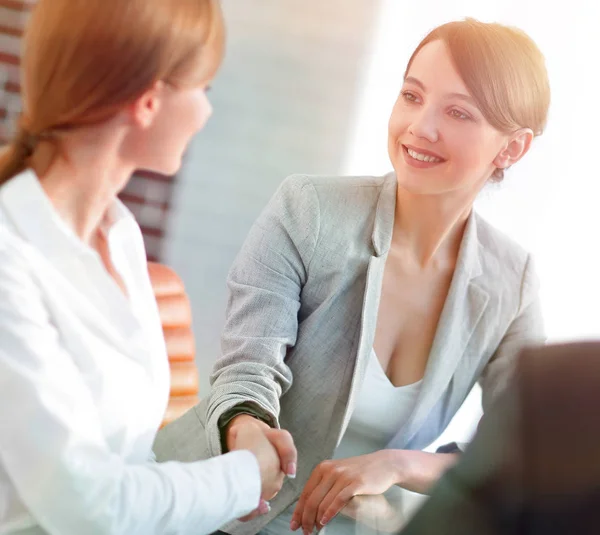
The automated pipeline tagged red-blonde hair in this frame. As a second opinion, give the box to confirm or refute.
[0,0,225,185]
[405,18,550,180]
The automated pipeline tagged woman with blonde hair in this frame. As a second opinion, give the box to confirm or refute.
[155,17,551,535]
[0,1,296,534]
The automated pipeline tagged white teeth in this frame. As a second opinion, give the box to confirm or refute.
[407,148,442,163]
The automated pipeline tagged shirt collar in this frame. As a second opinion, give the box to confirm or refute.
[0,169,136,259]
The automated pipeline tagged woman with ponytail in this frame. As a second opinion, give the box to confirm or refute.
[0,1,292,534]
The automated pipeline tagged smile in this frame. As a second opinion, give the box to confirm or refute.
[406,148,443,163]
[400,144,446,169]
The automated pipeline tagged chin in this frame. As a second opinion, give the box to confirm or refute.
[393,168,448,196]
[149,158,183,177]
[396,180,440,196]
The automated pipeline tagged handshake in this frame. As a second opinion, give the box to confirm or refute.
[227,415,298,520]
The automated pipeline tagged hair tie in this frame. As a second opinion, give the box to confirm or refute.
[15,128,39,156]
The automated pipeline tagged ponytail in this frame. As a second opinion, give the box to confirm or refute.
[0,126,37,186]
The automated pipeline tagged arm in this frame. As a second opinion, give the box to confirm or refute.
[0,242,260,535]
[479,253,545,413]
[290,449,458,532]
[204,176,321,456]
[389,450,459,494]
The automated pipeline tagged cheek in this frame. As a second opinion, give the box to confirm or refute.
[169,91,211,135]
[446,127,492,167]
[190,93,212,130]
[388,105,406,138]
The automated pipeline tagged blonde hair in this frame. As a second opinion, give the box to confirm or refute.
[405,18,551,180]
[0,0,225,185]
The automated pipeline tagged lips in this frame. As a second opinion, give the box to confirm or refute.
[402,144,446,162]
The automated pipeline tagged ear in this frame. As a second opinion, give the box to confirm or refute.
[493,128,534,170]
[129,80,167,129]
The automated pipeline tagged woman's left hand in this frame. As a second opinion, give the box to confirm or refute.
[341,494,407,533]
[290,451,400,534]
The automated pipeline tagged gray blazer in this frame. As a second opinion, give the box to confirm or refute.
[154,172,544,535]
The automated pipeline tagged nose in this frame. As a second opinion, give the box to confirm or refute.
[204,94,213,119]
[197,93,213,130]
[408,105,439,144]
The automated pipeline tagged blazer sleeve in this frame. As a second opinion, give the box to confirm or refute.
[479,254,546,413]
[0,238,261,535]
[204,175,321,456]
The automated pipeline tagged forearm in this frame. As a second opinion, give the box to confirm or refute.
[388,450,459,494]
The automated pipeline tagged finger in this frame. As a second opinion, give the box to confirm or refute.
[238,500,271,522]
[301,476,336,534]
[263,471,285,501]
[265,428,297,477]
[319,483,355,526]
[238,509,260,523]
[290,469,324,531]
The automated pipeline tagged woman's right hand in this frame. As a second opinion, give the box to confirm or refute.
[227,415,298,481]
[231,421,283,500]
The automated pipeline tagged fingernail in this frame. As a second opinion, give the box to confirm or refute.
[259,500,271,515]
[287,462,297,478]
[321,516,329,525]
[290,520,299,531]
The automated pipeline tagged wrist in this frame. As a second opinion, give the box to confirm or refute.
[226,414,268,450]
[383,450,459,494]
[384,449,410,486]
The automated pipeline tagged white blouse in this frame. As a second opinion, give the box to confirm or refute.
[333,349,422,460]
[0,171,260,535]
[263,350,422,535]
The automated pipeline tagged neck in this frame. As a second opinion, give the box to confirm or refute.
[392,185,479,269]
[35,128,133,245]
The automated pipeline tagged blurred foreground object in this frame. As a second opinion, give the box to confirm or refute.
[401,341,600,535]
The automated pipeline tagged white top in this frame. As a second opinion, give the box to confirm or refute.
[0,171,261,535]
[263,350,422,534]
[333,349,422,460]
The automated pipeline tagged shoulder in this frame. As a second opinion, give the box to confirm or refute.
[277,173,390,217]
[475,214,530,267]
[0,220,42,294]
[474,213,537,298]
[0,231,50,335]
[0,223,29,265]
[280,173,387,196]
[250,174,391,261]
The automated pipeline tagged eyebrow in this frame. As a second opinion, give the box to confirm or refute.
[404,76,477,107]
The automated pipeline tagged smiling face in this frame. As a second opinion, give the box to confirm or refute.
[388,39,515,197]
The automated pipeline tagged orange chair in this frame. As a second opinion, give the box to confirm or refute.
[147,262,199,427]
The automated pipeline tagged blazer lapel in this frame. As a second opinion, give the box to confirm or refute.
[335,173,397,443]
[387,211,490,449]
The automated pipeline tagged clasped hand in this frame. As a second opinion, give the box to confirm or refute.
[228,415,297,521]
